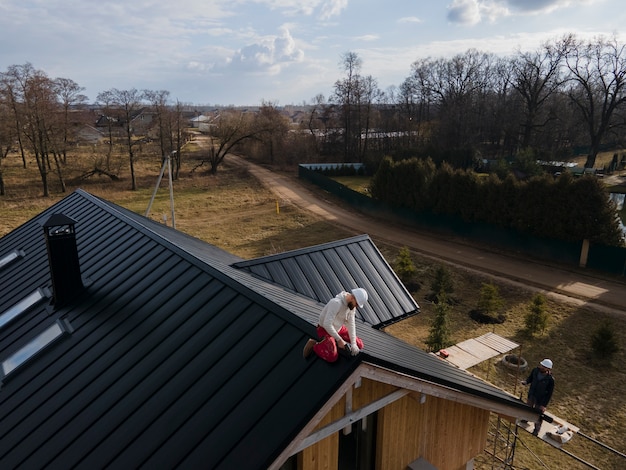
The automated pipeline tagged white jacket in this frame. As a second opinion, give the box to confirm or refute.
[318,292,357,347]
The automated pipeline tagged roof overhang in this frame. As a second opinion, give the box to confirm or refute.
[270,362,537,469]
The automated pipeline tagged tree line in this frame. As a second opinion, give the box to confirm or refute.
[0,64,191,195]
[308,33,626,173]
[370,156,623,246]
[2,32,626,199]
[0,61,299,196]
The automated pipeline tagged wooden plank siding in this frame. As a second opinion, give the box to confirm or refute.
[300,396,345,470]
[377,395,489,470]
[300,378,490,470]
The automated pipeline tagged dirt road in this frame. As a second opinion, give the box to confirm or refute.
[230,155,626,315]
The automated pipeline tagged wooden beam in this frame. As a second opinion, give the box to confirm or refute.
[269,368,364,470]
[343,386,353,435]
[358,363,536,421]
[289,388,410,455]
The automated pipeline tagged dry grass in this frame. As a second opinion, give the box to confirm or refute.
[2,145,626,469]
[0,145,353,257]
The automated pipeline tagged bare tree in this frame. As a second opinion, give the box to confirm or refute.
[482,55,518,158]
[0,90,16,195]
[510,37,571,150]
[0,63,34,168]
[564,34,626,168]
[103,88,144,189]
[252,101,290,165]
[2,64,63,196]
[304,94,326,153]
[201,110,259,174]
[333,52,380,162]
[170,100,186,179]
[95,90,118,171]
[333,52,361,161]
[399,61,436,150]
[143,89,171,159]
[53,77,87,164]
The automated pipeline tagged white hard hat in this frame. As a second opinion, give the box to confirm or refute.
[351,288,368,308]
[540,358,553,369]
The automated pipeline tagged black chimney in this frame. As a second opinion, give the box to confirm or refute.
[42,214,84,306]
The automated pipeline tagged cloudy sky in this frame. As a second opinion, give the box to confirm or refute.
[0,0,622,106]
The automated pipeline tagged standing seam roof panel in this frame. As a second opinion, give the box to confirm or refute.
[279,257,318,299]
[0,261,202,466]
[80,301,274,468]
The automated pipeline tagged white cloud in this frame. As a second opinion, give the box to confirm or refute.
[447,0,483,25]
[218,27,304,75]
[398,16,423,24]
[446,0,604,26]
[355,35,379,42]
[319,0,349,20]
[506,0,572,13]
[244,0,348,20]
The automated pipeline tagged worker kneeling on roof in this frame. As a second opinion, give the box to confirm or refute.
[303,288,368,362]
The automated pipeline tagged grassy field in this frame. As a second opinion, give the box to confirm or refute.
[0,142,354,255]
[2,145,626,469]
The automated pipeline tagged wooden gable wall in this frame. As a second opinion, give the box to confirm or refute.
[298,378,489,470]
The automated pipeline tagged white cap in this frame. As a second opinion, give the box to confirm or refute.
[351,288,368,308]
[540,358,553,369]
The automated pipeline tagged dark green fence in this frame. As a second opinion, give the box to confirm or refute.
[299,164,626,276]
[588,244,626,276]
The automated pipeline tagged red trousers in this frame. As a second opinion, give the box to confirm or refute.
[313,325,364,363]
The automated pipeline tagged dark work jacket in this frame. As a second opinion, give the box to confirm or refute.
[525,367,555,407]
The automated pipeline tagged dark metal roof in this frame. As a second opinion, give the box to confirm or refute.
[0,189,530,469]
[233,235,419,327]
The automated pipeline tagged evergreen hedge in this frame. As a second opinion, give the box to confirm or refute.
[370,157,623,246]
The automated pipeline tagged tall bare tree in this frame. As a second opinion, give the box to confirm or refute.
[53,77,87,164]
[333,52,380,162]
[95,90,119,171]
[399,61,435,150]
[145,91,187,180]
[510,37,571,150]
[0,89,15,195]
[170,100,186,179]
[0,63,34,169]
[333,52,361,161]
[2,64,64,196]
[103,88,144,189]
[143,89,171,159]
[564,34,626,168]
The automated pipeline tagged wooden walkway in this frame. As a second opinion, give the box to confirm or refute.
[442,333,519,370]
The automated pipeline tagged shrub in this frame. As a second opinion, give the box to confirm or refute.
[426,293,451,352]
[476,282,504,316]
[430,265,454,297]
[426,265,458,304]
[394,246,419,292]
[591,321,620,360]
[524,293,549,336]
[471,282,505,324]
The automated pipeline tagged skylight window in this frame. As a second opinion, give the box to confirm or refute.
[2,320,67,377]
[0,249,24,270]
[0,288,50,330]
